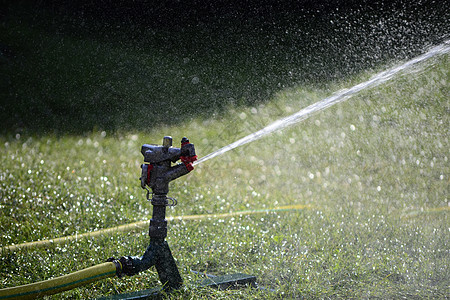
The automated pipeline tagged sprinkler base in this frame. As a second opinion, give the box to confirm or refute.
[111,239,182,290]
[97,273,257,299]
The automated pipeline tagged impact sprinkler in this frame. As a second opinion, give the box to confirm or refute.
[108,136,197,291]
[105,136,257,299]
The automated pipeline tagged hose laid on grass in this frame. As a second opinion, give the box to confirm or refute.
[2,204,447,254]
[401,205,450,219]
[0,205,310,299]
[0,262,117,300]
[0,204,312,254]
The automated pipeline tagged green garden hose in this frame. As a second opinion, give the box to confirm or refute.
[0,262,117,300]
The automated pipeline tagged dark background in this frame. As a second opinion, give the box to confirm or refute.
[27,0,440,28]
[1,0,448,134]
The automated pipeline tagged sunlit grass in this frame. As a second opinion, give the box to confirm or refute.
[1,52,448,298]
[1,2,449,298]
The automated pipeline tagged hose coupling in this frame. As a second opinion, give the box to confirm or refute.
[107,256,135,277]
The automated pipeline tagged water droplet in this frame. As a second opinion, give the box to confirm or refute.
[191,76,200,84]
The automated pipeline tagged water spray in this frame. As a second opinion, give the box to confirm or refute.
[194,41,450,166]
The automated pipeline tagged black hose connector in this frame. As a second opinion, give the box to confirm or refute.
[107,256,135,278]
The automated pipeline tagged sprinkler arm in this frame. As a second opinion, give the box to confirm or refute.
[141,137,196,164]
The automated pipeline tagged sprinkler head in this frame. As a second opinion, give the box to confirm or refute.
[140,137,197,195]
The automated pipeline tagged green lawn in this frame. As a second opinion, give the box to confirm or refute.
[1,2,449,299]
[1,53,449,298]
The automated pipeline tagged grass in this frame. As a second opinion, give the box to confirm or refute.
[1,2,449,299]
[1,53,449,298]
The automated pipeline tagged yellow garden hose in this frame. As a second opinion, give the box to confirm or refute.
[0,205,311,299]
[1,204,313,253]
[1,204,446,254]
[1,220,148,253]
[401,205,450,219]
[1,204,446,299]
[0,262,117,300]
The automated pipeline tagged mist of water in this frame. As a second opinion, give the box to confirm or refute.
[194,40,450,166]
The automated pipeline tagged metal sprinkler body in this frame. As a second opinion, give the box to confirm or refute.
[111,136,197,291]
